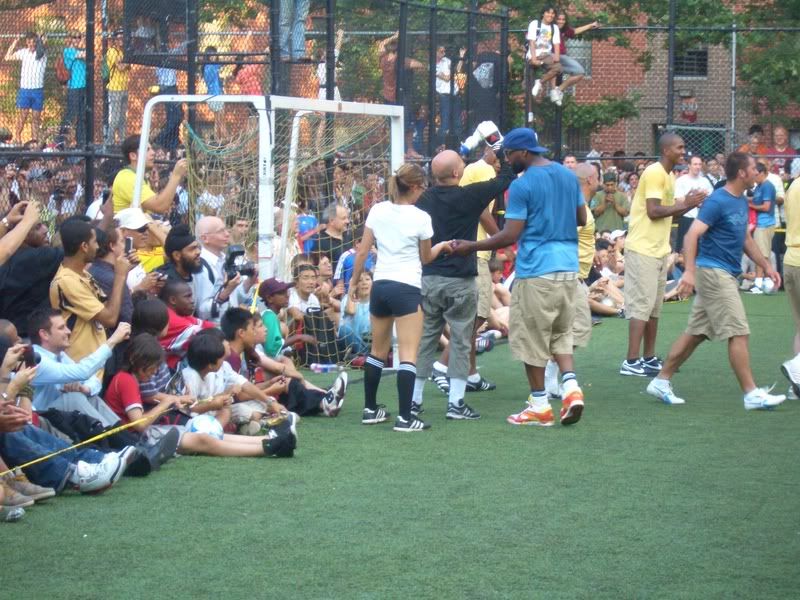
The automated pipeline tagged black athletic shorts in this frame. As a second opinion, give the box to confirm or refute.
[370,280,421,318]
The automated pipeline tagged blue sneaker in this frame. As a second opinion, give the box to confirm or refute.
[646,378,686,405]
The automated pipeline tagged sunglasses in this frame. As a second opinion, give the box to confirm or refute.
[135,225,149,234]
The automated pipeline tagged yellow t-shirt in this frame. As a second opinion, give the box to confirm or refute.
[578,208,595,279]
[784,178,800,267]
[460,159,498,260]
[106,47,129,92]
[49,266,108,362]
[112,167,155,214]
[138,247,166,272]
[626,162,675,258]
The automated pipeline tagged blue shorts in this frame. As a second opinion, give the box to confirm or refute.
[17,88,44,111]
[370,280,421,318]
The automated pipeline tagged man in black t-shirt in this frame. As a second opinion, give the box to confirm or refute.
[316,203,352,267]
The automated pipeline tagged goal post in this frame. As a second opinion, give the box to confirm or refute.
[133,94,405,280]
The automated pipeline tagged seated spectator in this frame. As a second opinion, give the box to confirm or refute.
[334,245,376,293]
[195,215,246,323]
[158,279,215,370]
[338,271,372,355]
[50,218,130,361]
[287,263,321,325]
[590,173,630,232]
[28,308,130,426]
[316,203,352,266]
[104,332,295,457]
[257,278,314,359]
[526,6,562,104]
[223,308,345,427]
[116,206,167,275]
[553,10,598,103]
[156,223,203,308]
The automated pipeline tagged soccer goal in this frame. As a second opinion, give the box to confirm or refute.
[134,94,405,280]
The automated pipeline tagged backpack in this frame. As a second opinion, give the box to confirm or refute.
[55,54,70,85]
[526,20,556,58]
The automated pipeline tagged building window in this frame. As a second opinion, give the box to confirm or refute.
[675,47,708,78]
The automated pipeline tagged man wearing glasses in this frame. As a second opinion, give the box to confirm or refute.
[60,32,86,146]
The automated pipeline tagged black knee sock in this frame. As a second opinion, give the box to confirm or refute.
[364,355,385,410]
[397,362,416,420]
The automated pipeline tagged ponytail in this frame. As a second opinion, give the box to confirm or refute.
[388,162,426,203]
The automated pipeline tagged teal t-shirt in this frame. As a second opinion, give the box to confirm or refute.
[261,309,284,358]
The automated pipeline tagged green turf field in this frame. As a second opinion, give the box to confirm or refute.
[4,294,799,599]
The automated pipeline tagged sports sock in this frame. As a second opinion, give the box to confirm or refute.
[449,378,467,406]
[397,362,416,420]
[413,377,426,404]
[363,355,384,410]
[529,390,549,411]
[467,372,481,384]
[625,358,640,365]
[433,360,448,373]
[561,371,576,384]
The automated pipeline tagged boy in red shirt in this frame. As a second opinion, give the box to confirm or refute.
[159,279,215,370]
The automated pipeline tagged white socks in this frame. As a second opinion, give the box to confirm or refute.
[449,378,467,406]
[467,372,481,384]
[413,377,426,405]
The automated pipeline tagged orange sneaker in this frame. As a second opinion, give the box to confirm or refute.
[560,386,584,426]
[507,401,554,426]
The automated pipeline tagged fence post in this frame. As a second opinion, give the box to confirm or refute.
[186,0,199,131]
[465,0,477,134]
[324,0,336,203]
[665,0,677,126]
[269,0,281,94]
[499,8,509,133]
[427,0,437,157]
[100,0,109,147]
[730,23,737,152]
[85,0,96,210]
[397,1,408,115]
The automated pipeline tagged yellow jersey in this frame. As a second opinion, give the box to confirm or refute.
[112,167,155,214]
[784,178,800,267]
[578,208,595,279]
[626,162,675,258]
[460,159,498,261]
[106,47,129,92]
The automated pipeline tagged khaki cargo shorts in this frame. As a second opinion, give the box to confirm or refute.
[686,267,750,341]
[624,249,669,321]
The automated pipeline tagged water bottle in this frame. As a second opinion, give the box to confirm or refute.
[310,363,338,373]
[459,121,504,156]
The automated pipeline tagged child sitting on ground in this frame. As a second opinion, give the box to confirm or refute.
[159,280,215,370]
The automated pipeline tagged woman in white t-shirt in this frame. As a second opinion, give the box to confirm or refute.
[349,163,448,432]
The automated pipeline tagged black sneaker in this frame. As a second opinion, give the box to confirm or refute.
[362,405,390,424]
[393,416,431,432]
[619,359,647,377]
[262,414,298,457]
[410,401,424,416]
[466,375,496,392]
[446,401,481,420]
[431,368,450,394]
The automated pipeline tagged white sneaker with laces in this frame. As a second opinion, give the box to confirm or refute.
[780,356,800,396]
[748,286,764,295]
[532,79,542,97]
[743,386,786,410]
[74,457,126,494]
[549,88,564,106]
[646,378,686,405]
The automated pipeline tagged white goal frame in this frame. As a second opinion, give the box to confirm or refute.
[134,94,405,279]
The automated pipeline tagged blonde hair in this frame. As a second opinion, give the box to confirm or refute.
[387,163,426,202]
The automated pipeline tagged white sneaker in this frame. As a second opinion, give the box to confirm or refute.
[787,386,798,400]
[748,286,764,295]
[743,386,785,411]
[545,359,561,400]
[74,457,127,494]
[532,79,542,97]
[780,356,800,397]
[322,371,347,417]
[549,88,564,106]
[646,378,686,405]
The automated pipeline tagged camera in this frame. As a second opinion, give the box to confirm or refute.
[22,345,41,368]
[224,244,257,280]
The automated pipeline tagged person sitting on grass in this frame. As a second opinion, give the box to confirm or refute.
[339,271,372,355]
[222,308,346,427]
[104,332,296,457]
[159,279,215,370]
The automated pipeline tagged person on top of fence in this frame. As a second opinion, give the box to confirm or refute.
[526,5,562,106]
[59,32,87,147]
[105,30,130,148]
[553,10,598,105]
[4,32,46,144]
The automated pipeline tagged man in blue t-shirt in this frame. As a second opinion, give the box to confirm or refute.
[647,152,785,410]
[451,127,587,428]
[59,31,87,145]
[749,162,777,293]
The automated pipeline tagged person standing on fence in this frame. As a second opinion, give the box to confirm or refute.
[279,0,310,61]
[4,32,46,144]
[620,133,706,378]
[154,31,186,154]
[435,45,462,146]
[526,5,562,105]
[104,30,129,148]
[60,32,87,147]
[645,152,785,410]
[553,10,598,103]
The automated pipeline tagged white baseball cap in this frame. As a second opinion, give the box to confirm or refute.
[116,207,149,231]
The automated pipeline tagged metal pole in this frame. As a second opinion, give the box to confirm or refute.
[427,0,437,157]
[269,0,281,94]
[499,9,509,132]
[84,0,95,210]
[186,0,199,130]
[100,0,108,148]
[325,0,336,101]
[465,0,477,133]
[665,0,677,126]
[730,23,737,151]
[397,1,408,112]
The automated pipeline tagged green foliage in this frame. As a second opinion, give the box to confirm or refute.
[563,92,641,132]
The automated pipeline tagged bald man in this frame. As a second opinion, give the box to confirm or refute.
[195,215,242,323]
[412,148,514,421]
[621,133,707,377]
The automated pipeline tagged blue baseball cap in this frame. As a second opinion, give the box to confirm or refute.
[502,127,548,154]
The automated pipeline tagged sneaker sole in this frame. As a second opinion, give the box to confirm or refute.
[780,364,800,398]
[620,369,648,377]
[362,417,389,424]
[392,425,430,432]
[446,413,481,420]
[506,417,553,427]
[560,402,584,426]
